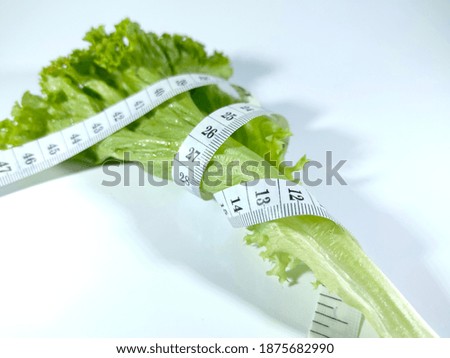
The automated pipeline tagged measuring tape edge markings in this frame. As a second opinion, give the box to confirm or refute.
[0,73,226,187]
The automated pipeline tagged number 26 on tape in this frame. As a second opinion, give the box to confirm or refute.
[201,125,217,139]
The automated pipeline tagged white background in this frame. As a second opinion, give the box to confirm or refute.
[0,0,449,337]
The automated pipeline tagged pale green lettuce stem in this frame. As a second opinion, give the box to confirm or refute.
[246,217,437,337]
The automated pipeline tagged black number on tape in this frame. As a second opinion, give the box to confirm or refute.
[113,112,125,122]
[47,144,60,155]
[176,79,187,86]
[230,197,243,213]
[179,172,190,186]
[92,123,103,134]
[221,111,237,121]
[186,147,201,162]
[154,88,165,97]
[201,125,218,139]
[0,162,11,172]
[134,100,145,110]
[255,189,270,206]
[288,188,304,201]
[23,153,36,165]
[239,105,254,112]
[70,134,82,144]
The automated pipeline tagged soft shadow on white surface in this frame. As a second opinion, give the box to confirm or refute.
[97,181,319,336]
[232,57,275,88]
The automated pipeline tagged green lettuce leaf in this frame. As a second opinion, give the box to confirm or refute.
[0,19,437,337]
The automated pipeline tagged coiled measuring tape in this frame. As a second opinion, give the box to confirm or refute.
[172,102,332,227]
[0,73,362,337]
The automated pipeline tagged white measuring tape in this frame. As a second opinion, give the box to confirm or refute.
[172,102,332,227]
[0,73,223,187]
[214,179,332,228]
[0,72,360,337]
[172,102,270,197]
